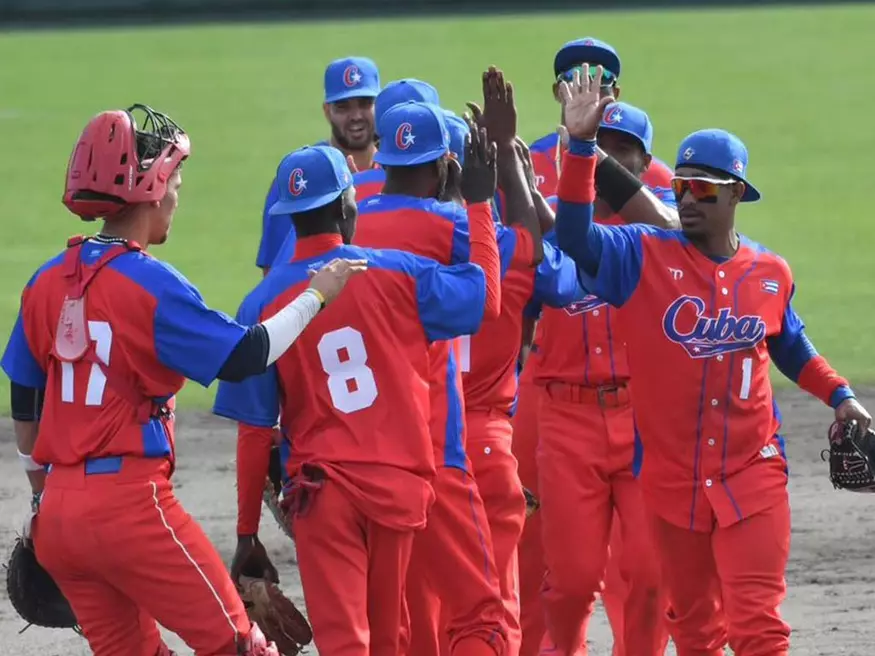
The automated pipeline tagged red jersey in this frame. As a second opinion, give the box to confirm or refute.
[1,237,247,467]
[461,232,580,414]
[354,194,471,469]
[556,148,853,533]
[528,131,676,208]
[213,235,487,522]
[353,167,385,203]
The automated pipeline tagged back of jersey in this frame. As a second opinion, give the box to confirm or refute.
[256,245,443,476]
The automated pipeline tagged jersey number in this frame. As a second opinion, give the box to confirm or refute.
[739,356,753,400]
[60,321,112,406]
[458,335,472,374]
[317,327,378,414]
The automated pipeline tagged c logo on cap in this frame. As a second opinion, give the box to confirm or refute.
[343,65,362,87]
[602,105,623,125]
[732,159,744,174]
[395,123,415,150]
[289,168,307,196]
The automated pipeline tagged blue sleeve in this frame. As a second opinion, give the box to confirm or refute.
[766,287,854,408]
[1,309,46,389]
[450,206,471,265]
[211,299,280,427]
[532,239,584,308]
[554,140,645,308]
[154,274,248,388]
[414,259,487,341]
[256,178,292,268]
[496,225,520,279]
[654,187,678,209]
[271,223,298,269]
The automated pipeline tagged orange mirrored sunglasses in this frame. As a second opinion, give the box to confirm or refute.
[671,176,739,203]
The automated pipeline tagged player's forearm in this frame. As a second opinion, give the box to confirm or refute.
[468,201,502,319]
[236,423,276,536]
[768,330,853,407]
[10,382,45,495]
[497,145,544,264]
[595,153,680,230]
[555,139,602,278]
[532,190,556,235]
[217,290,323,382]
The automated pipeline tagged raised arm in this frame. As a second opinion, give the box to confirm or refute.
[595,148,680,230]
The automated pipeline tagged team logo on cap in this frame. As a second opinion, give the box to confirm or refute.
[343,65,362,87]
[288,168,307,196]
[602,106,623,125]
[582,38,595,45]
[564,294,608,316]
[662,295,766,359]
[683,148,695,160]
[395,122,416,150]
[732,159,745,175]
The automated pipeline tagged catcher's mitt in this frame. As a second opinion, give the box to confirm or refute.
[822,420,875,492]
[239,576,312,656]
[5,537,80,634]
[523,486,540,518]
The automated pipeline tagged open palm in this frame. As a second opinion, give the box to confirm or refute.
[557,64,614,141]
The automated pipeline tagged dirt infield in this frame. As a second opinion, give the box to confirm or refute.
[1,387,872,655]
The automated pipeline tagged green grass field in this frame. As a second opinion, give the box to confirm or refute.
[1,3,873,413]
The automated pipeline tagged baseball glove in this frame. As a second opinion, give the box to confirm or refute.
[238,576,312,656]
[263,475,294,540]
[822,420,875,492]
[523,486,540,518]
[5,537,80,634]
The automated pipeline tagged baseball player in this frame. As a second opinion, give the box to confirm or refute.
[212,141,501,656]
[257,56,381,275]
[460,69,586,656]
[554,66,872,656]
[353,101,509,656]
[0,105,362,655]
[269,78,443,269]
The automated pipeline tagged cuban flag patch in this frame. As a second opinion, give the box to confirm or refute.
[761,279,780,295]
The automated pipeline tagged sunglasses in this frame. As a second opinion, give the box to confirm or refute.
[557,65,617,87]
[670,176,739,203]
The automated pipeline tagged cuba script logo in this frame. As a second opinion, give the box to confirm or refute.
[565,294,608,317]
[662,296,766,358]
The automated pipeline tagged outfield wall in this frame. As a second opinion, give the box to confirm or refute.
[0,0,862,29]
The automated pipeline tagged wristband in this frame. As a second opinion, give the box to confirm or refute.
[18,450,42,472]
[305,287,326,309]
[595,156,645,213]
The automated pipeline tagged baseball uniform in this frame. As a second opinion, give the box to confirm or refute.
[1,237,255,655]
[354,102,507,656]
[555,132,856,656]
[214,143,498,656]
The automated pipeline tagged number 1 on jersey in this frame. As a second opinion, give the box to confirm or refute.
[60,321,113,406]
[739,356,753,400]
[318,326,378,414]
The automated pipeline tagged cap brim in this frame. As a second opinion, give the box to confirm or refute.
[325,88,380,104]
[740,182,761,202]
[554,45,621,78]
[268,188,345,215]
[598,125,650,154]
[374,148,447,167]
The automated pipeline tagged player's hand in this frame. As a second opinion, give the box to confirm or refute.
[515,137,538,193]
[557,65,613,141]
[465,66,517,148]
[835,398,872,434]
[307,258,368,305]
[460,115,498,204]
[346,155,359,174]
[231,535,280,587]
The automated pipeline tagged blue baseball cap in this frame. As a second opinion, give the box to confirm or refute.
[554,37,621,79]
[324,57,381,104]
[375,79,440,129]
[269,145,353,215]
[374,101,450,167]
[442,110,470,164]
[599,102,653,154]
[675,129,761,202]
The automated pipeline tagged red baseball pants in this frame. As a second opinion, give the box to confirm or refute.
[406,466,508,656]
[510,382,547,656]
[651,497,791,656]
[537,384,662,656]
[33,457,251,656]
[467,408,529,656]
[293,475,415,656]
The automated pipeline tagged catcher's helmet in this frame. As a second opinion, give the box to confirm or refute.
[63,104,190,221]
